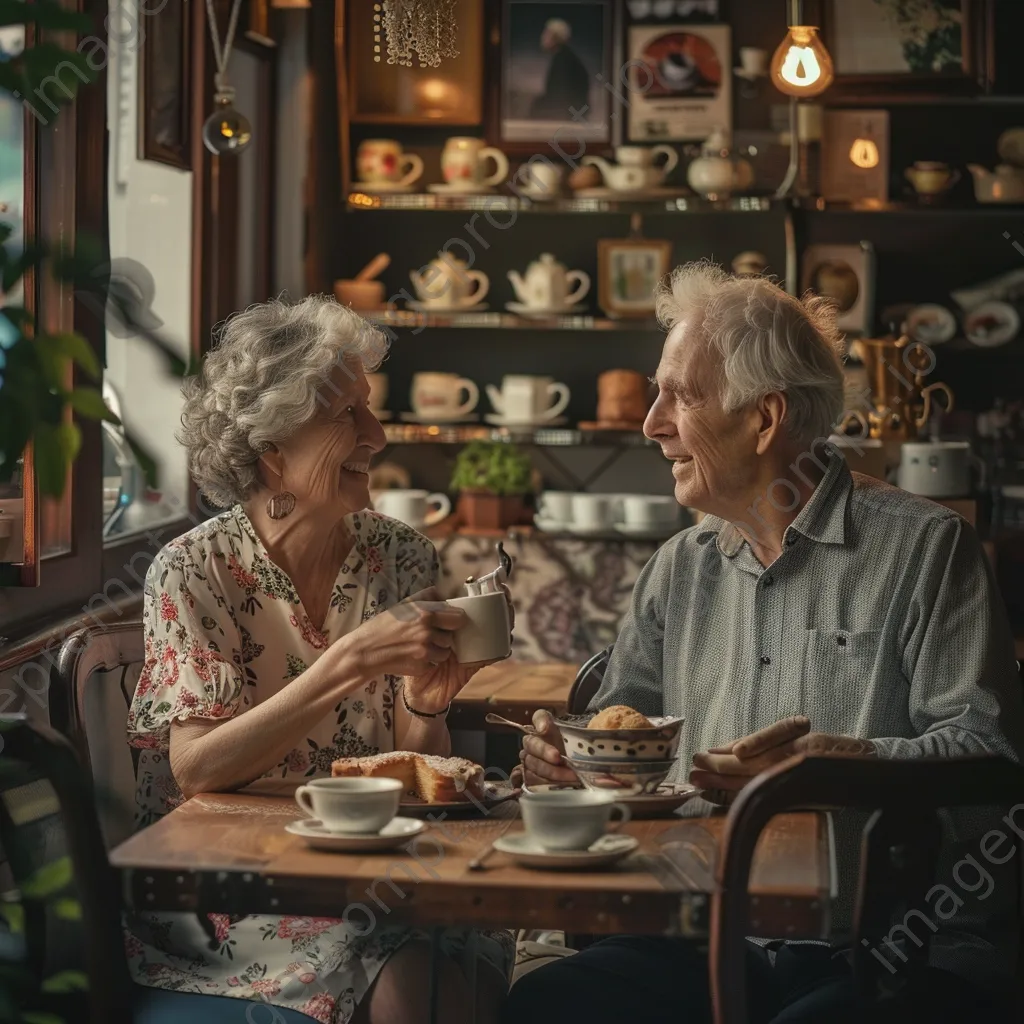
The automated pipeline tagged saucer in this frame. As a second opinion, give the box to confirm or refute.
[614,522,678,540]
[352,181,416,194]
[527,783,698,818]
[533,516,572,533]
[407,301,490,314]
[517,187,561,202]
[485,414,568,429]
[428,182,497,195]
[573,186,687,200]
[505,302,587,318]
[285,816,425,852]
[399,411,480,425]
[370,409,393,422]
[493,832,639,870]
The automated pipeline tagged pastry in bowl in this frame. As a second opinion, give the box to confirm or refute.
[555,706,684,764]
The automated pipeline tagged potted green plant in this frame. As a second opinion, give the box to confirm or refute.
[450,440,533,530]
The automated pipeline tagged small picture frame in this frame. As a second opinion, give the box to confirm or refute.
[801,242,877,337]
[138,0,192,169]
[497,0,613,147]
[627,22,731,142]
[598,237,673,318]
[820,109,890,206]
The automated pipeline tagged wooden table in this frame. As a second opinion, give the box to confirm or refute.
[110,792,832,941]
[449,660,578,730]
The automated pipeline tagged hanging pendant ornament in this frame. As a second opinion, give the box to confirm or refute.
[202,0,252,155]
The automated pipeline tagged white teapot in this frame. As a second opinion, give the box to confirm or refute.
[507,253,590,310]
[582,145,679,192]
[409,255,489,309]
[686,126,754,200]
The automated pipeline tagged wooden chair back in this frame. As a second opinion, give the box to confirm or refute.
[567,644,614,715]
[710,754,1024,1024]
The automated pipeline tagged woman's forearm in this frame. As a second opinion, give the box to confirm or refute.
[170,636,368,797]
[395,706,452,756]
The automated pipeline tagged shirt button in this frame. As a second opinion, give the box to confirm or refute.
[760,655,771,665]
[762,575,774,587]
[787,534,799,546]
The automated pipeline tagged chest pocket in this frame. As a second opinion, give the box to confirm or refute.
[800,629,880,732]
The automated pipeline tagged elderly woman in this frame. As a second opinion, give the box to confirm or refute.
[125,296,512,1024]
[511,263,1023,1024]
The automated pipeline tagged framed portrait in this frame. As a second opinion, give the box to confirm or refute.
[626,23,731,142]
[497,0,613,146]
[598,237,672,318]
[138,0,192,168]
[347,0,482,124]
[821,0,991,98]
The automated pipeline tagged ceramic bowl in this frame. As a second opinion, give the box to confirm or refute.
[555,715,684,763]
[566,757,676,794]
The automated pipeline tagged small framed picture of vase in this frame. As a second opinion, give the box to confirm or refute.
[598,237,672,318]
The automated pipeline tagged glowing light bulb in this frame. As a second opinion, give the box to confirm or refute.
[849,138,880,169]
[770,26,834,98]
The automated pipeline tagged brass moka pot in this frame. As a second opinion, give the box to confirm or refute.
[842,335,954,441]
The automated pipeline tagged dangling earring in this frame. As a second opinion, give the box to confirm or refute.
[267,492,296,519]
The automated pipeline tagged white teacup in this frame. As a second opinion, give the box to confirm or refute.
[447,592,512,664]
[357,139,424,186]
[520,789,631,851]
[487,375,570,422]
[739,46,769,77]
[572,493,613,530]
[374,488,451,529]
[517,160,563,197]
[411,372,480,419]
[537,490,574,523]
[295,777,402,834]
[621,495,678,528]
[442,137,510,188]
[367,372,388,412]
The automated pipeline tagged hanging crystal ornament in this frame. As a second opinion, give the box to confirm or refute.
[201,0,253,155]
[379,0,459,69]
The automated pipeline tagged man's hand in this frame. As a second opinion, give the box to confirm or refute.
[690,715,876,793]
[519,709,580,786]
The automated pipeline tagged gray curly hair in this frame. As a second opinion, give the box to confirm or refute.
[179,295,389,506]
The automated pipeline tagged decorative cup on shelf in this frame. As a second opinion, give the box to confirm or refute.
[571,493,614,530]
[620,495,678,529]
[373,488,452,530]
[409,255,489,309]
[507,254,590,311]
[516,160,563,199]
[738,46,769,78]
[356,139,424,187]
[410,371,480,419]
[441,137,510,189]
[597,369,649,426]
[905,161,959,198]
[486,374,570,423]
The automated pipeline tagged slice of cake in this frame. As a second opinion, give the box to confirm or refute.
[331,751,485,804]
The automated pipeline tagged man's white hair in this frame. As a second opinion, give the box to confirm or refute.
[544,18,571,43]
[655,261,845,444]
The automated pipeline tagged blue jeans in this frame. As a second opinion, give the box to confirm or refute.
[502,936,1003,1024]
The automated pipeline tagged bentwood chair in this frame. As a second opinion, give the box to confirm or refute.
[710,754,1024,1024]
[566,643,614,715]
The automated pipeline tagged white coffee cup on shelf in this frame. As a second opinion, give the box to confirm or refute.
[356,139,424,187]
[294,777,402,834]
[537,490,575,523]
[410,372,480,419]
[441,136,510,188]
[367,372,388,412]
[571,493,613,530]
[519,789,630,852]
[517,161,563,197]
[447,591,512,664]
[486,374,570,423]
[621,495,679,529]
[374,488,451,529]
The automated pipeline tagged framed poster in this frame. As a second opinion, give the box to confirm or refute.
[138,0,192,168]
[498,0,613,146]
[822,0,990,98]
[598,237,672,318]
[627,23,731,142]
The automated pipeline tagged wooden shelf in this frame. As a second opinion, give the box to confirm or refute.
[366,310,661,332]
[425,520,673,543]
[347,191,778,214]
[381,423,657,448]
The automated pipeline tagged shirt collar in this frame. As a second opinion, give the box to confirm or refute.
[696,450,853,559]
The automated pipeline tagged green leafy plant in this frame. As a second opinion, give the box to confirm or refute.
[450,441,533,496]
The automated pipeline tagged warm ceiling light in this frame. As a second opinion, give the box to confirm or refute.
[770,24,834,97]
[849,138,880,169]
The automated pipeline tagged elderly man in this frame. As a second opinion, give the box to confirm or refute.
[507,263,1024,1024]
[530,18,590,120]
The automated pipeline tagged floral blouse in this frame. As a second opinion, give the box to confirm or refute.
[124,506,513,1022]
